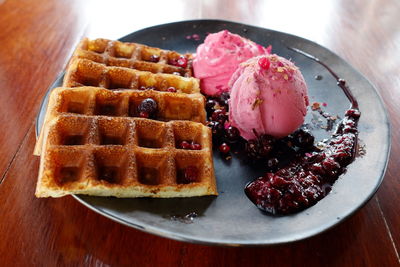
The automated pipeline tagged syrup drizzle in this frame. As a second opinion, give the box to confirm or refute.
[288,46,360,161]
[288,47,359,110]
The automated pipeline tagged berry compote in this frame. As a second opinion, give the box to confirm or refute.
[244,108,360,214]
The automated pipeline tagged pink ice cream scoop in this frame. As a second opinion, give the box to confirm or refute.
[229,54,309,140]
[193,30,271,96]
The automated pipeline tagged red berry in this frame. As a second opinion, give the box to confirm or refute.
[139,86,146,90]
[139,111,149,118]
[258,57,270,70]
[180,141,191,149]
[211,109,227,123]
[149,55,160,62]
[167,87,177,92]
[191,142,202,150]
[219,143,230,153]
[225,126,240,143]
[176,56,188,68]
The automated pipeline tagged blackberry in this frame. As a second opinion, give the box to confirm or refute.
[137,98,158,118]
[266,157,279,171]
[292,129,315,149]
[225,126,240,143]
[208,121,225,140]
[245,134,275,160]
[206,99,218,116]
[218,92,230,108]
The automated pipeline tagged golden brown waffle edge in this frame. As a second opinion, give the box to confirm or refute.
[69,38,194,77]
[63,58,199,93]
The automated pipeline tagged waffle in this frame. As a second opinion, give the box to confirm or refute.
[35,87,216,198]
[70,38,193,77]
[63,58,199,93]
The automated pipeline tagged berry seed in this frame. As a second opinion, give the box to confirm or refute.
[219,143,230,153]
[167,87,177,92]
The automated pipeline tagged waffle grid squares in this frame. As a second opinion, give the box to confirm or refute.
[53,87,205,123]
[38,115,213,196]
[73,38,193,77]
[64,58,199,94]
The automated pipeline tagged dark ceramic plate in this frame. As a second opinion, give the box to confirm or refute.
[36,20,390,246]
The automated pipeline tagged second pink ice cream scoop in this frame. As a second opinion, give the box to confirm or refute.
[229,54,309,140]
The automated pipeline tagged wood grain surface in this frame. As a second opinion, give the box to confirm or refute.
[1,0,399,266]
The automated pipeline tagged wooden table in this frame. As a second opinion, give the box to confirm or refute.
[1,0,399,265]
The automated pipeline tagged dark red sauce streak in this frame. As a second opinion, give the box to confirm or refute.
[288,47,359,110]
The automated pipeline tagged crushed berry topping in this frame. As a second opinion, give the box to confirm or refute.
[258,57,271,70]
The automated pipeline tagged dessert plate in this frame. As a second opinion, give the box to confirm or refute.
[36,20,390,246]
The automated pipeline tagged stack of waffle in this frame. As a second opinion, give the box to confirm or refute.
[34,38,217,198]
